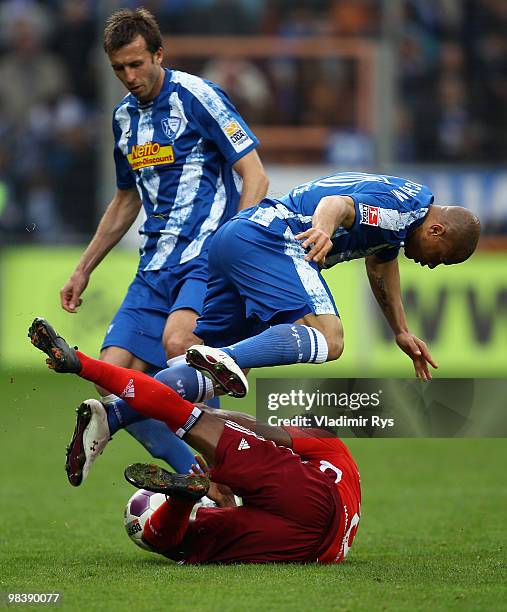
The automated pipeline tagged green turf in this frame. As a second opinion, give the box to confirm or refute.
[1,368,506,611]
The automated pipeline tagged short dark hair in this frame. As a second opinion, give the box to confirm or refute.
[103,8,162,55]
[446,206,481,264]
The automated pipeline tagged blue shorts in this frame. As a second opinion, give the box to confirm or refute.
[194,215,338,347]
[102,258,208,369]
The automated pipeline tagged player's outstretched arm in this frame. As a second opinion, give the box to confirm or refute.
[365,255,438,380]
[232,149,269,211]
[60,188,141,313]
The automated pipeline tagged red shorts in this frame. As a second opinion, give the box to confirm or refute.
[182,421,341,564]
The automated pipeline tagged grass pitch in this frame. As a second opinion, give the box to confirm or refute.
[2,368,506,611]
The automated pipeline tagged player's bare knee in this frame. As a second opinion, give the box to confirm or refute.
[164,336,194,360]
[321,322,344,361]
[326,336,344,361]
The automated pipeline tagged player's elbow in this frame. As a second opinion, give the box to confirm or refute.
[255,169,269,200]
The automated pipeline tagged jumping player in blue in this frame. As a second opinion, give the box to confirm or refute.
[184,172,481,396]
[59,9,268,486]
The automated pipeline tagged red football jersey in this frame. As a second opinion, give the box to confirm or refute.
[284,427,362,563]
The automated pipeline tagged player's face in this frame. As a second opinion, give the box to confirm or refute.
[404,235,451,268]
[109,35,164,103]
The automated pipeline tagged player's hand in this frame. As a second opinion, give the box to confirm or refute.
[208,482,237,507]
[295,228,333,264]
[60,271,89,313]
[191,456,237,507]
[395,332,438,380]
[190,455,210,477]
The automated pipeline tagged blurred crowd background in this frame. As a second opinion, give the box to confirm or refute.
[0,0,506,243]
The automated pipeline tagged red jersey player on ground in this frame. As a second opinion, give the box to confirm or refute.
[29,318,361,564]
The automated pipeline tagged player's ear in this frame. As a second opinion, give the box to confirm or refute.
[429,223,445,237]
[153,47,163,65]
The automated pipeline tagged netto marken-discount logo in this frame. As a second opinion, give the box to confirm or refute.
[127,141,175,170]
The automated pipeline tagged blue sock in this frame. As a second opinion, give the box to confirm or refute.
[222,324,329,368]
[155,363,213,402]
[125,419,195,473]
[106,398,145,435]
[103,361,215,472]
[204,396,221,409]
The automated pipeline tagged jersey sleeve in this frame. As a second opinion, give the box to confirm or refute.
[346,189,414,259]
[112,115,136,190]
[189,82,259,165]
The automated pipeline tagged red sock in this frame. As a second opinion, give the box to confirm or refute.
[76,351,201,436]
[143,498,194,551]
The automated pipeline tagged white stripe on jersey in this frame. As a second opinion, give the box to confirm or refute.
[247,205,279,227]
[224,420,266,441]
[137,106,160,209]
[292,173,390,196]
[180,171,227,264]
[246,204,312,228]
[171,70,253,153]
[314,173,390,187]
[144,139,205,271]
[167,91,189,138]
[114,99,131,155]
[359,204,429,231]
[283,227,335,315]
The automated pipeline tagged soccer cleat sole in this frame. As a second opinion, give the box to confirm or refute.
[28,318,81,373]
[124,463,210,501]
[65,403,92,487]
[186,348,247,398]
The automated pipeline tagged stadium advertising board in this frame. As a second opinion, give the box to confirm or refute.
[1,248,506,376]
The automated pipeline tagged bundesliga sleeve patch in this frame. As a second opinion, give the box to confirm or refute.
[223,120,253,153]
[360,204,380,226]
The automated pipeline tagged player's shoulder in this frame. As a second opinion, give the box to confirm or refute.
[380,175,434,210]
[112,93,136,120]
[169,69,226,100]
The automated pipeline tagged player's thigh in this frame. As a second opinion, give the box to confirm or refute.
[224,221,338,325]
[102,273,169,369]
[194,272,261,347]
[94,346,152,396]
[295,313,344,360]
[99,346,152,371]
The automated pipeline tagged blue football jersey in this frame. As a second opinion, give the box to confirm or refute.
[112,68,259,271]
[273,172,434,266]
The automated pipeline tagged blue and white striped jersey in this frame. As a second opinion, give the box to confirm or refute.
[264,172,433,266]
[113,68,259,271]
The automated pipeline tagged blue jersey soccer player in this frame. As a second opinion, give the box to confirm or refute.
[184,172,481,396]
[59,9,268,486]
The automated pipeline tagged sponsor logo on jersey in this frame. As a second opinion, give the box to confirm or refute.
[127,141,175,170]
[360,204,379,226]
[223,120,251,150]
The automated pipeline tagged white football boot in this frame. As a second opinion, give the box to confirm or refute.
[185,345,249,398]
[65,399,110,486]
